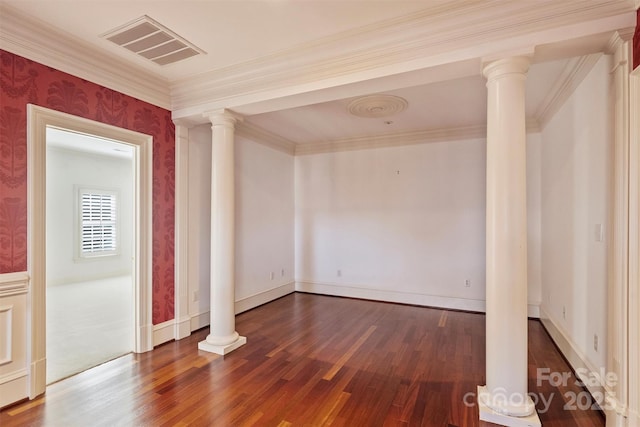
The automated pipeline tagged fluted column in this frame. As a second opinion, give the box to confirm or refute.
[477,56,540,426]
[198,109,246,355]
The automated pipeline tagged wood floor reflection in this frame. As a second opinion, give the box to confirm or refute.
[1,293,605,426]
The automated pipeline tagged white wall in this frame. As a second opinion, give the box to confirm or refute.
[186,125,295,327]
[539,54,612,371]
[46,147,134,286]
[295,136,542,314]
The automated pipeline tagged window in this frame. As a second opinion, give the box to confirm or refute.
[78,189,118,258]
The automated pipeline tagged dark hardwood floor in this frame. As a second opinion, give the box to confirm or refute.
[1,293,605,426]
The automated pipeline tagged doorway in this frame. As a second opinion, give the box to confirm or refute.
[45,127,135,384]
[27,105,153,398]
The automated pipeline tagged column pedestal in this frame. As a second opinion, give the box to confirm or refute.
[198,335,247,355]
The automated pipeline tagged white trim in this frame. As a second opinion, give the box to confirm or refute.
[235,282,295,314]
[157,281,296,346]
[535,54,602,128]
[627,66,640,427]
[170,4,636,115]
[27,105,153,399]
[0,368,28,409]
[190,311,210,332]
[539,307,618,414]
[606,32,632,425]
[236,122,296,155]
[173,123,191,341]
[0,272,29,297]
[0,5,170,109]
[0,305,13,365]
[0,0,634,121]
[153,320,175,347]
[295,121,540,156]
[296,125,486,156]
[295,281,540,318]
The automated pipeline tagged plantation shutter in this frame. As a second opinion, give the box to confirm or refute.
[80,191,117,255]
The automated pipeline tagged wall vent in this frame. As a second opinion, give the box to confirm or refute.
[101,15,205,66]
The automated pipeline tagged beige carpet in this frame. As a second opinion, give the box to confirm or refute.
[46,276,133,384]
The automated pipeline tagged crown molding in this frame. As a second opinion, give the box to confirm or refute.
[295,125,487,156]
[171,0,636,114]
[236,121,296,156]
[0,4,171,110]
[605,28,636,53]
[294,119,543,156]
[535,53,602,128]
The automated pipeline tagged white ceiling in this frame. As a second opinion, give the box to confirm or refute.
[247,57,569,145]
[47,127,134,159]
[1,1,636,147]
[0,0,432,81]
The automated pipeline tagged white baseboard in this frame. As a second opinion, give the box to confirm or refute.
[539,307,612,415]
[0,369,28,409]
[175,315,191,340]
[235,281,295,314]
[528,303,540,318]
[153,320,175,347]
[295,281,540,318]
[190,311,210,332]
[153,283,296,345]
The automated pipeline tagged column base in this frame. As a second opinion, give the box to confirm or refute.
[477,386,541,427]
[198,335,247,355]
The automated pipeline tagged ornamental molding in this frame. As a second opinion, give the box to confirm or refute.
[170,0,636,115]
[0,4,171,109]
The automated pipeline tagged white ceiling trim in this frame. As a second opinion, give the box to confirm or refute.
[535,54,602,128]
[0,4,171,109]
[171,1,636,115]
[240,118,544,157]
[294,125,487,156]
[294,120,540,156]
[236,121,296,156]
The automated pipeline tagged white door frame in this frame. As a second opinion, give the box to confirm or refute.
[27,105,153,398]
[627,65,640,426]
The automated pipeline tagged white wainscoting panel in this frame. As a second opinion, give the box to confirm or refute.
[0,272,29,409]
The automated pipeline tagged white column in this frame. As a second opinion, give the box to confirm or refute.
[198,109,246,355]
[477,56,540,427]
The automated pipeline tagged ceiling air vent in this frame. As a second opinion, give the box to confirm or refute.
[101,15,205,66]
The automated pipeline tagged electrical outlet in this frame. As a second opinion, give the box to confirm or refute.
[595,224,604,242]
[281,268,285,277]
[337,269,342,277]
[594,334,598,352]
[193,290,199,302]
[270,272,274,280]
[465,279,471,287]
[562,306,566,320]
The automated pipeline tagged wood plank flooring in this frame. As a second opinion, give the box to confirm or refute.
[1,293,605,426]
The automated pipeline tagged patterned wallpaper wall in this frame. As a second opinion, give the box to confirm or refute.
[0,50,175,324]
[634,8,639,70]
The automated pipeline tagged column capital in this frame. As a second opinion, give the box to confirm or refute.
[203,109,243,127]
[172,117,197,128]
[605,28,635,55]
[482,56,530,81]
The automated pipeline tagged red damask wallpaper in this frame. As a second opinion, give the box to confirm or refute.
[634,9,639,70]
[0,50,175,324]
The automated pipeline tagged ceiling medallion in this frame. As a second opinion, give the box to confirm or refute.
[347,94,408,118]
